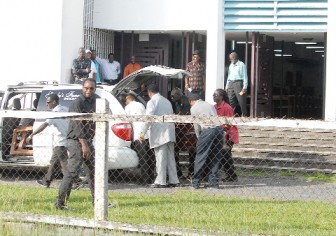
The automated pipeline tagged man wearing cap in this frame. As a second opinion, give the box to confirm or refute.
[185,50,206,99]
[71,47,91,84]
[95,53,121,85]
[85,50,97,81]
[189,93,224,189]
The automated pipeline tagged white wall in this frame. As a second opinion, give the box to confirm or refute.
[325,0,336,121]
[94,0,212,31]
[0,0,84,88]
[94,0,225,102]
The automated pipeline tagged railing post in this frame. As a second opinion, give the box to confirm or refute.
[94,98,108,220]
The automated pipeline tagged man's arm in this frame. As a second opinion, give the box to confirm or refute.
[139,100,155,141]
[123,64,129,78]
[70,101,92,159]
[26,122,48,142]
[242,62,248,90]
[116,61,121,79]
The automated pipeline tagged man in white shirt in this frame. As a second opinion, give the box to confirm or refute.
[225,52,248,116]
[95,53,121,85]
[139,84,179,188]
[27,94,69,188]
[125,94,155,184]
[189,93,224,189]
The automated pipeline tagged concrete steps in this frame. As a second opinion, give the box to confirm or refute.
[232,125,336,174]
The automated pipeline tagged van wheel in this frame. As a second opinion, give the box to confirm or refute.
[108,169,123,181]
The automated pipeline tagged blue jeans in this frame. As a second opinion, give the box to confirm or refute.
[192,126,224,187]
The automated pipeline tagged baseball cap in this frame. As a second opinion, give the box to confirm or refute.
[85,49,92,54]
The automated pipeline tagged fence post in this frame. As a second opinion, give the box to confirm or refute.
[94,98,108,220]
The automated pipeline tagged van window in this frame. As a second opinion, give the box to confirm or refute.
[37,89,82,111]
[37,89,101,111]
[5,92,39,110]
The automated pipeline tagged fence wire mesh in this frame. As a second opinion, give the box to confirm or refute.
[0,109,336,234]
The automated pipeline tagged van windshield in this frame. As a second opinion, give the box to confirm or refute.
[37,89,82,111]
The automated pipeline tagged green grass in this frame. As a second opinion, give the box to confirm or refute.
[237,168,336,183]
[0,185,336,235]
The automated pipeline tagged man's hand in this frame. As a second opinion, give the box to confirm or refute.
[82,144,91,160]
[139,133,145,144]
[85,66,91,73]
[222,124,232,132]
[225,88,229,93]
[239,88,247,95]
[26,135,32,144]
[79,139,91,160]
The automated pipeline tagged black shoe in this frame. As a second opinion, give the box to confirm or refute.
[168,183,181,188]
[206,185,220,189]
[54,202,69,210]
[191,185,200,190]
[223,175,238,182]
[150,184,168,188]
[72,182,85,190]
[37,179,50,188]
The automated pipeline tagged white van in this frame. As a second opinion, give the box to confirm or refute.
[0,82,139,171]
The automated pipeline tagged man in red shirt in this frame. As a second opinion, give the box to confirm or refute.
[213,88,238,182]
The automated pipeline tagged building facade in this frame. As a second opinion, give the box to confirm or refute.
[1,0,335,121]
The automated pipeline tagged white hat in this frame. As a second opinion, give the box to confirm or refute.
[85,49,92,54]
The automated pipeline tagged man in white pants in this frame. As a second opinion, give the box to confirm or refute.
[139,84,179,188]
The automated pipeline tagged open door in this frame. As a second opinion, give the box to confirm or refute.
[250,32,274,117]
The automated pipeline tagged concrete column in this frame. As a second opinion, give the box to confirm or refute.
[324,1,336,121]
[205,0,225,103]
[60,0,84,83]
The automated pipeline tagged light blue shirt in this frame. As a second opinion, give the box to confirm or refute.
[96,57,121,81]
[93,59,101,83]
[226,60,248,89]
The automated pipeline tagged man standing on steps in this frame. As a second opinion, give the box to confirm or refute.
[27,94,69,188]
[225,52,248,116]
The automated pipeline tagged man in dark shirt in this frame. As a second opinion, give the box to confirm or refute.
[55,78,97,210]
[170,88,195,180]
[71,47,92,84]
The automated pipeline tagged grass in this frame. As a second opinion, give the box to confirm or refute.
[237,168,336,183]
[0,184,335,235]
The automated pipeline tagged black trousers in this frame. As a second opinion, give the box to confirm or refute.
[43,146,68,183]
[192,127,224,187]
[221,141,236,178]
[57,140,95,204]
[132,139,156,184]
[105,78,121,85]
[227,80,247,116]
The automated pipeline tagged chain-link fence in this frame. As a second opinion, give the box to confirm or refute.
[0,107,336,234]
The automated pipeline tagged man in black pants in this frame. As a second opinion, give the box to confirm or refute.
[189,93,224,189]
[55,78,97,210]
[27,94,69,188]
